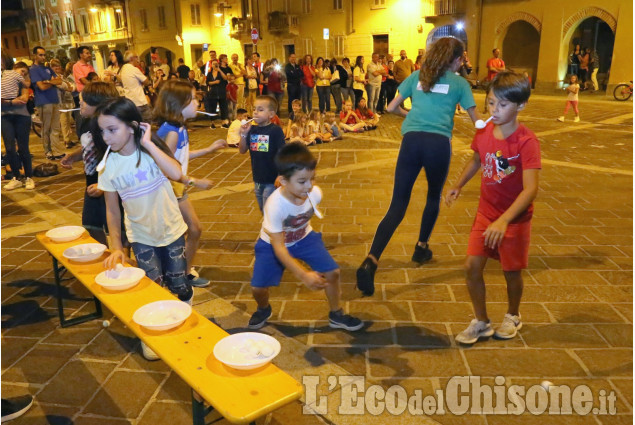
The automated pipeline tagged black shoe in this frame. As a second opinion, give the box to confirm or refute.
[1,395,34,422]
[412,243,433,264]
[329,309,363,331]
[248,305,272,329]
[221,123,230,129]
[210,123,217,129]
[356,257,377,296]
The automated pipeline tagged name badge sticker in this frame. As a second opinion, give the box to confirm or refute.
[430,84,450,94]
[416,81,423,91]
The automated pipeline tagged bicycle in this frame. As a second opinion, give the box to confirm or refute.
[613,81,633,101]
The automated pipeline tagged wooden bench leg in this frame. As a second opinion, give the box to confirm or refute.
[191,390,214,425]
[52,256,103,328]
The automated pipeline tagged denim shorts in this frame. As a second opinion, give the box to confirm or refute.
[251,231,339,288]
[254,182,276,212]
[131,234,193,302]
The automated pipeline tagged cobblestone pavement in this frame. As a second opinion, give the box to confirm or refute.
[2,92,632,425]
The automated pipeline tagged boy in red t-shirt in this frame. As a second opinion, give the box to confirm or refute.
[226,74,239,121]
[445,72,540,345]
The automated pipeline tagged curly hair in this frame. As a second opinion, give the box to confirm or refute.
[418,37,465,92]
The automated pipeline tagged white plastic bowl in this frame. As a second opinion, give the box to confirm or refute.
[133,300,192,331]
[213,332,281,370]
[95,266,145,291]
[46,226,85,243]
[63,243,107,262]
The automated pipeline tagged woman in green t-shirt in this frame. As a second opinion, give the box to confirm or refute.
[356,37,481,296]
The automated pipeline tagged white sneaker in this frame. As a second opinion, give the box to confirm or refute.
[4,178,23,190]
[141,341,160,361]
[494,314,522,339]
[455,319,494,344]
[24,178,35,190]
[557,116,565,122]
[573,116,580,123]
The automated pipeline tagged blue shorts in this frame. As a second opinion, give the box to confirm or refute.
[251,231,339,288]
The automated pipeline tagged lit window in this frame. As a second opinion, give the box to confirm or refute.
[158,6,166,29]
[191,4,201,26]
[140,9,148,31]
[335,35,345,56]
[302,0,311,14]
[371,0,386,9]
[114,8,124,29]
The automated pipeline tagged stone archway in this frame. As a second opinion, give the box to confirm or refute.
[501,21,540,87]
[495,12,542,37]
[426,25,468,51]
[562,7,617,38]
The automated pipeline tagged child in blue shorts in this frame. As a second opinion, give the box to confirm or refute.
[248,142,363,331]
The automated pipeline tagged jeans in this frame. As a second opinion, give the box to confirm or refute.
[316,86,331,113]
[287,84,301,119]
[367,84,381,113]
[254,183,276,212]
[131,235,192,302]
[1,114,33,178]
[340,87,354,105]
[369,131,451,260]
[301,85,314,113]
[37,103,63,156]
[269,91,284,115]
[377,83,388,112]
[330,84,343,112]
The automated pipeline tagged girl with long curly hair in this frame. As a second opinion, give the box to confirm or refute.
[356,37,481,296]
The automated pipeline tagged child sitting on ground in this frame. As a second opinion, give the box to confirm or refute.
[285,99,303,139]
[247,142,363,332]
[355,97,379,129]
[445,71,540,345]
[322,111,341,141]
[339,99,366,133]
[288,113,310,145]
[227,108,249,147]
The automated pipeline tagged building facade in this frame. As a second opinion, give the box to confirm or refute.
[19,0,632,94]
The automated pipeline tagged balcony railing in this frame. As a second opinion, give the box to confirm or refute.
[433,0,464,16]
[230,17,251,38]
[267,11,299,36]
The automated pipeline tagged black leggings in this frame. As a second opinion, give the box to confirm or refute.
[370,131,452,259]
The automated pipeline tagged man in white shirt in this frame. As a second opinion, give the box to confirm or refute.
[366,53,385,113]
[120,51,152,121]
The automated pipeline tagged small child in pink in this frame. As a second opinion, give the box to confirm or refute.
[557,75,580,123]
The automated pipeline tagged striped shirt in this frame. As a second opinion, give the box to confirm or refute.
[1,70,24,99]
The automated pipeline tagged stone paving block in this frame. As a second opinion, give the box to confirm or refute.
[610,378,633,408]
[36,359,116,406]
[269,321,311,345]
[310,346,368,376]
[84,371,165,418]
[280,301,340,321]
[155,371,191,403]
[574,349,633,377]
[520,324,608,348]
[588,286,632,303]
[118,352,172,373]
[544,303,627,324]
[268,401,327,425]
[611,304,632,323]
[384,284,453,302]
[463,349,587,378]
[486,414,601,424]
[137,401,194,425]
[7,402,78,425]
[594,324,633,348]
[1,336,39,370]
[41,323,103,345]
[348,301,413,321]
[368,347,467,378]
[528,270,608,286]
[296,283,359,303]
[2,344,80,384]
[237,281,299,300]
[312,320,394,346]
[411,302,474,323]
[74,417,134,425]
[394,323,451,348]
[78,328,137,362]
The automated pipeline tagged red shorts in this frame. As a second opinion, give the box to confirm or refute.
[467,213,531,271]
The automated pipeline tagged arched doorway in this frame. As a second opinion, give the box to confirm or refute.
[502,20,540,87]
[569,17,614,91]
[426,25,468,51]
[140,46,175,72]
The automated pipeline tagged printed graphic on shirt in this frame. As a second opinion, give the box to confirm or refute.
[108,161,168,201]
[282,211,312,244]
[482,150,519,184]
[250,134,270,152]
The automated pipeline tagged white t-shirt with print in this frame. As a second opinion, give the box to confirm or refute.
[567,83,579,101]
[260,186,323,247]
[98,149,187,246]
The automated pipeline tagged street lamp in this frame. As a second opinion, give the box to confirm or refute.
[214,3,232,17]
[455,22,464,31]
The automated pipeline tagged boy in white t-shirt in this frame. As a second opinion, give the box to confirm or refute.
[227,108,248,147]
[248,142,363,331]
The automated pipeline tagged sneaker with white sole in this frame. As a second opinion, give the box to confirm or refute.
[24,178,35,190]
[557,116,565,122]
[4,178,23,190]
[1,394,34,422]
[329,309,363,331]
[187,268,210,287]
[141,341,160,361]
[573,116,580,123]
[455,319,494,344]
[248,305,272,329]
[494,314,522,339]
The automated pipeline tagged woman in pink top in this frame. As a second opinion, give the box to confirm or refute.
[301,55,316,113]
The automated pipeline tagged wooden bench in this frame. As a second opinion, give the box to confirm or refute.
[37,232,303,425]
